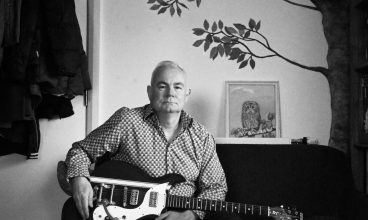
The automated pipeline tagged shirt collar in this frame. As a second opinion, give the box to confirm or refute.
[143,104,193,129]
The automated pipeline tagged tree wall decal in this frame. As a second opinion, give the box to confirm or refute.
[192,19,328,74]
[146,0,352,153]
[147,0,202,16]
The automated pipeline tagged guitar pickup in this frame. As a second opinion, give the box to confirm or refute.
[129,189,140,205]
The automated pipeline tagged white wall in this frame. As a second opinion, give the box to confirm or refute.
[98,0,330,144]
[0,1,87,219]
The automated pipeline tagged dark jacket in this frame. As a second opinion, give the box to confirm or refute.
[0,0,90,159]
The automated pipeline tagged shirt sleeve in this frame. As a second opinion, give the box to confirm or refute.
[65,108,127,179]
[194,134,228,219]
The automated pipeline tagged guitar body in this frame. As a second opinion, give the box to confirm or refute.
[91,160,185,220]
[90,160,303,220]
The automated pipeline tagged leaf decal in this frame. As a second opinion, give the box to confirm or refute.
[158,7,167,14]
[210,47,218,60]
[193,39,205,47]
[169,5,175,16]
[193,28,205,36]
[212,22,218,32]
[217,44,225,57]
[218,20,224,30]
[237,53,245,63]
[157,0,168,6]
[221,36,232,43]
[178,2,188,9]
[204,41,211,52]
[213,36,221,43]
[225,26,237,35]
[244,30,251,38]
[177,6,182,16]
[205,33,213,43]
[249,58,256,69]
[255,20,261,31]
[249,18,256,30]
[234,23,246,31]
[239,60,248,69]
[150,4,160,10]
[203,20,209,30]
[224,44,232,56]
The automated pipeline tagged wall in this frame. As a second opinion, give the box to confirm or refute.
[97,0,330,144]
[0,0,87,219]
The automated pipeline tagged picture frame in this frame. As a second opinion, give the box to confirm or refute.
[225,81,281,138]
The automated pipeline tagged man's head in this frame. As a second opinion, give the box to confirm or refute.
[147,61,191,114]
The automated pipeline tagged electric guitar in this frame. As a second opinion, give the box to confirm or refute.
[90,160,303,220]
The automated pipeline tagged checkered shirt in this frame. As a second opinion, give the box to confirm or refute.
[65,104,227,219]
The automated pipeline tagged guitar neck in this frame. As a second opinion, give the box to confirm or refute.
[166,195,269,216]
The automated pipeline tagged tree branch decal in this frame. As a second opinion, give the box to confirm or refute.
[281,0,319,11]
[147,0,201,16]
[192,19,328,74]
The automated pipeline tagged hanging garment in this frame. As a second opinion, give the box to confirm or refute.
[0,0,91,159]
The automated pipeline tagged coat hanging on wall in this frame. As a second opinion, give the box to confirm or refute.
[0,0,91,159]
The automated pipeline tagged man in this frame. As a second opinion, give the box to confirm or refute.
[62,61,227,220]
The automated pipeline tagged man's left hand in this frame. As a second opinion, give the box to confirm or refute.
[155,210,199,220]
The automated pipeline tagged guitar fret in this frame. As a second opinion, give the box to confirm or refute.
[258,205,264,215]
[112,188,295,220]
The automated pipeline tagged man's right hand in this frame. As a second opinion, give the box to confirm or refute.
[71,176,93,219]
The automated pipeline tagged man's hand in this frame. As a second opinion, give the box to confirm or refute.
[155,210,199,220]
[71,176,93,219]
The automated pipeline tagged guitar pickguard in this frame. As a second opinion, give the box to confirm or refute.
[92,182,169,220]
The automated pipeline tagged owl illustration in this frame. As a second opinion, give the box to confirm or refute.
[241,101,261,131]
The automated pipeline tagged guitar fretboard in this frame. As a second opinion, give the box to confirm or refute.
[166,195,269,216]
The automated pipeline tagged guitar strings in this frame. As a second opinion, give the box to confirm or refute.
[97,187,269,212]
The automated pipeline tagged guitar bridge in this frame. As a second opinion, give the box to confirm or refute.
[129,189,139,205]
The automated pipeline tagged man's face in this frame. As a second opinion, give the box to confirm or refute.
[148,67,190,114]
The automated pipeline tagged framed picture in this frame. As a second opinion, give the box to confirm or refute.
[226,81,281,138]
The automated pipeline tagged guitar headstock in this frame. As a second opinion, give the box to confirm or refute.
[269,205,303,220]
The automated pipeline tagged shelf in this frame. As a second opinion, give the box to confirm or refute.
[355,143,368,149]
[356,62,368,74]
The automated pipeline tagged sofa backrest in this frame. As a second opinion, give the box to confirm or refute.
[215,144,353,219]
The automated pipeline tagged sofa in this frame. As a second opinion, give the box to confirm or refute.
[205,143,368,220]
[58,143,368,220]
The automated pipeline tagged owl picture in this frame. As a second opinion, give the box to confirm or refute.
[241,101,261,131]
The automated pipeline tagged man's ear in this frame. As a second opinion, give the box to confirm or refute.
[186,88,191,97]
[147,85,152,100]
[185,88,191,102]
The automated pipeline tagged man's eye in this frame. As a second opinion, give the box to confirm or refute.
[175,87,183,90]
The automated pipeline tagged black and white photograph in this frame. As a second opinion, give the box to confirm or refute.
[0,0,367,220]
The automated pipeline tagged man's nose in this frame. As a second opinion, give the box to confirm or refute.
[166,86,176,97]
